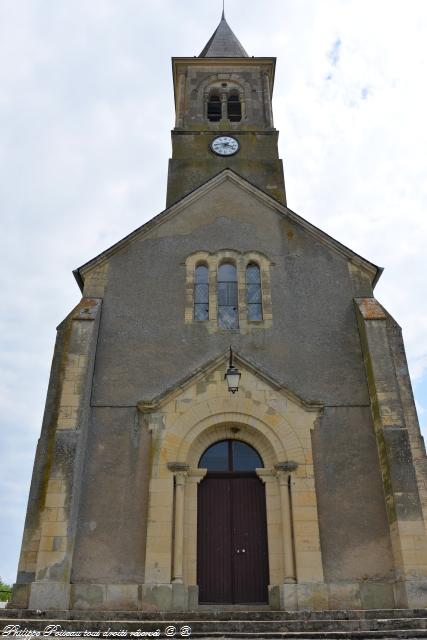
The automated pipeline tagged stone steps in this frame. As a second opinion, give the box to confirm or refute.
[2,610,427,639]
[3,608,427,621]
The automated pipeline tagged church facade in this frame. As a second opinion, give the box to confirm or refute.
[11,14,427,613]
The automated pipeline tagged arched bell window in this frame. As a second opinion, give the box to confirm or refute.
[199,439,263,472]
[217,262,238,330]
[227,91,242,122]
[194,264,209,321]
[207,92,221,122]
[246,262,263,321]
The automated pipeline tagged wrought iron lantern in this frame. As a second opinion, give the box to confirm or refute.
[225,347,241,394]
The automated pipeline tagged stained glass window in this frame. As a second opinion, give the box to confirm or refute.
[218,263,238,329]
[246,263,263,321]
[194,264,209,321]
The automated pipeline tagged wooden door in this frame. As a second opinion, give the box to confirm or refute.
[198,473,269,604]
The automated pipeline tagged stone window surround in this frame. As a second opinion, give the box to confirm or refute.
[185,250,273,332]
[175,72,254,129]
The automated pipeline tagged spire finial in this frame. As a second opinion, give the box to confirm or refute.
[222,0,225,19]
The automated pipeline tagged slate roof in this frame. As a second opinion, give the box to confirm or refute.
[199,13,249,58]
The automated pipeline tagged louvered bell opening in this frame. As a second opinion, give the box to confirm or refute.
[228,93,242,122]
[208,94,222,122]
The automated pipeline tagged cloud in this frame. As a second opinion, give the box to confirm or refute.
[327,38,342,67]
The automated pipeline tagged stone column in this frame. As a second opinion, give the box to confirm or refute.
[275,462,297,583]
[263,72,274,127]
[241,97,247,121]
[221,92,228,121]
[176,72,186,128]
[168,463,189,584]
[256,469,284,590]
[184,469,207,585]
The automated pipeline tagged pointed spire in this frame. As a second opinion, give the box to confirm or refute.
[199,10,249,58]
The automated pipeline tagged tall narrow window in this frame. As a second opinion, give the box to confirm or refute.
[218,263,238,330]
[207,92,221,122]
[227,91,242,122]
[246,263,263,321]
[194,264,209,321]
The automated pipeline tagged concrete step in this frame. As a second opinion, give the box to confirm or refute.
[2,616,427,638]
[3,608,427,621]
[187,634,427,638]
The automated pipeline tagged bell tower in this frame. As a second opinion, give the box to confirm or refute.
[166,12,286,207]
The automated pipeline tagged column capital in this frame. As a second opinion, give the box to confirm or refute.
[167,462,189,473]
[275,462,298,486]
[256,468,276,484]
[275,461,298,473]
[168,462,189,485]
[188,468,208,484]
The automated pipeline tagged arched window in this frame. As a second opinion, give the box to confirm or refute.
[246,263,263,321]
[217,262,238,329]
[207,92,221,122]
[194,264,209,321]
[227,91,242,122]
[199,440,263,472]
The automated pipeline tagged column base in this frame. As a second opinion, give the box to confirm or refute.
[29,582,71,610]
[20,580,422,612]
[280,581,397,610]
[394,578,427,609]
[8,583,31,609]
[24,583,199,612]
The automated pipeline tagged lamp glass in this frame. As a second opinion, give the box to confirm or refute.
[226,368,241,393]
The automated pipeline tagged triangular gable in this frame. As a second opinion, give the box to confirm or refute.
[74,169,382,290]
[136,349,323,413]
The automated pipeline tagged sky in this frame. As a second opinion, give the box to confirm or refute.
[1,0,427,586]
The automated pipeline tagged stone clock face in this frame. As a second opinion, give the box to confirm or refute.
[210,136,240,157]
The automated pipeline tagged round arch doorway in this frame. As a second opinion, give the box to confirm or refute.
[197,439,270,604]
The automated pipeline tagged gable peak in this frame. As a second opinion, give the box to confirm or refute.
[199,12,249,58]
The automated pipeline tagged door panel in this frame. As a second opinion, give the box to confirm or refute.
[198,477,232,603]
[198,474,269,604]
[232,476,269,603]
